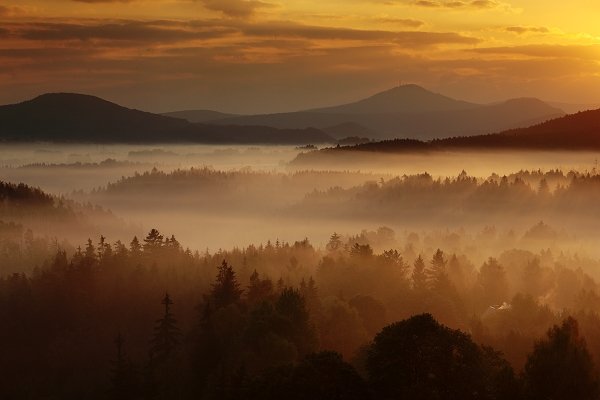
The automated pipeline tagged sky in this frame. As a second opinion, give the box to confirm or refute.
[1,0,600,113]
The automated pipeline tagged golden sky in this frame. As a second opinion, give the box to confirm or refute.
[1,0,599,113]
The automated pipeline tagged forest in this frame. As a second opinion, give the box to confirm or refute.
[3,222,600,399]
[3,145,600,399]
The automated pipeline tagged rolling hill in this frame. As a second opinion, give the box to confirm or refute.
[0,93,334,144]
[436,108,600,149]
[206,85,564,140]
[162,109,240,123]
[292,108,600,163]
[309,84,478,114]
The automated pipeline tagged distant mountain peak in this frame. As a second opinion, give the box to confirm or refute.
[310,84,478,114]
[27,92,112,104]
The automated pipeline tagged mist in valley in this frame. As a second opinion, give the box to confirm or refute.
[4,143,600,399]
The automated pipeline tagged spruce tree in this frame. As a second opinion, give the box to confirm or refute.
[426,249,448,289]
[211,260,243,308]
[143,229,164,255]
[130,236,142,257]
[411,255,428,292]
[326,232,343,252]
[150,293,181,363]
[110,333,139,400]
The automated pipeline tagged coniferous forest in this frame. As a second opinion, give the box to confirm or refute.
[3,203,600,400]
[5,146,600,399]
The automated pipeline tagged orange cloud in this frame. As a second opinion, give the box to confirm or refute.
[505,26,550,35]
[412,0,500,8]
[198,0,275,18]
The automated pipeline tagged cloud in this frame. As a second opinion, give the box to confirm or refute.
[505,26,550,35]
[239,21,478,46]
[376,17,425,28]
[4,18,478,49]
[72,0,134,2]
[394,31,479,46]
[9,20,235,44]
[411,0,500,9]
[197,0,274,18]
[0,4,27,16]
[468,44,600,60]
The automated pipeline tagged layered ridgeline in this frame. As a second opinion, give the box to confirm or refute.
[0,180,130,260]
[293,108,600,163]
[0,93,333,144]
[174,84,564,140]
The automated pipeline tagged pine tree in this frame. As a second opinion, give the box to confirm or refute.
[411,255,427,292]
[110,333,139,400]
[150,293,181,363]
[246,269,273,306]
[143,229,164,255]
[85,238,96,261]
[426,249,448,289]
[130,236,142,257]
[211,260,243,308]
[164,235,180,252]
[114,240,128,258]
[98,235,107,260]
[524,317,598,400]
[326,232,343,252]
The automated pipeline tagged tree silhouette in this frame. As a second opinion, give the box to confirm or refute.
[478,257,509,307]
[426,248,447,287]
[326,232,343,252]
[110,333,139,400]
[84,238,96,262]
[211,260,243,308]
[150,293,181,363]
[524,317,599,400]
[367,313,514,400]
[412,255,428,292]
[143,229,164,255]
[129,236,142,257]
[276,288,317,358]
[246,269,273,307]
[248,351,370,400]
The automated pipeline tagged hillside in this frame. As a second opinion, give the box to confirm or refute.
[211,85,564,140]
[436,108,600,149]
[162,109,240,123]
[292,108,600,162]
[0,93,189,142]
[309,84,478,114]
[0,93,333,144]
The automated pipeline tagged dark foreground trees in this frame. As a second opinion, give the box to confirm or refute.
[247,351,370,400]
[367,313,518,400]
[4,229,600,400]
[524,317,599,400]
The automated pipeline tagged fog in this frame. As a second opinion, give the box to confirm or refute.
[3,143,600,253]
[6,143,600,399]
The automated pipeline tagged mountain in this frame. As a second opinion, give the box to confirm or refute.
[548,101,600,114]
[436,108,600,149]
[293,108,600,161]
[211,85,564,140]
[321,122,376,139]
[309,84,478,114]
[0,93,334,144]
[162,109,240,123]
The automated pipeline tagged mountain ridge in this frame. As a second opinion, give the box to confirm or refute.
[203,85,564,140]
[0,93,334,144]
[291,107,600,163]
